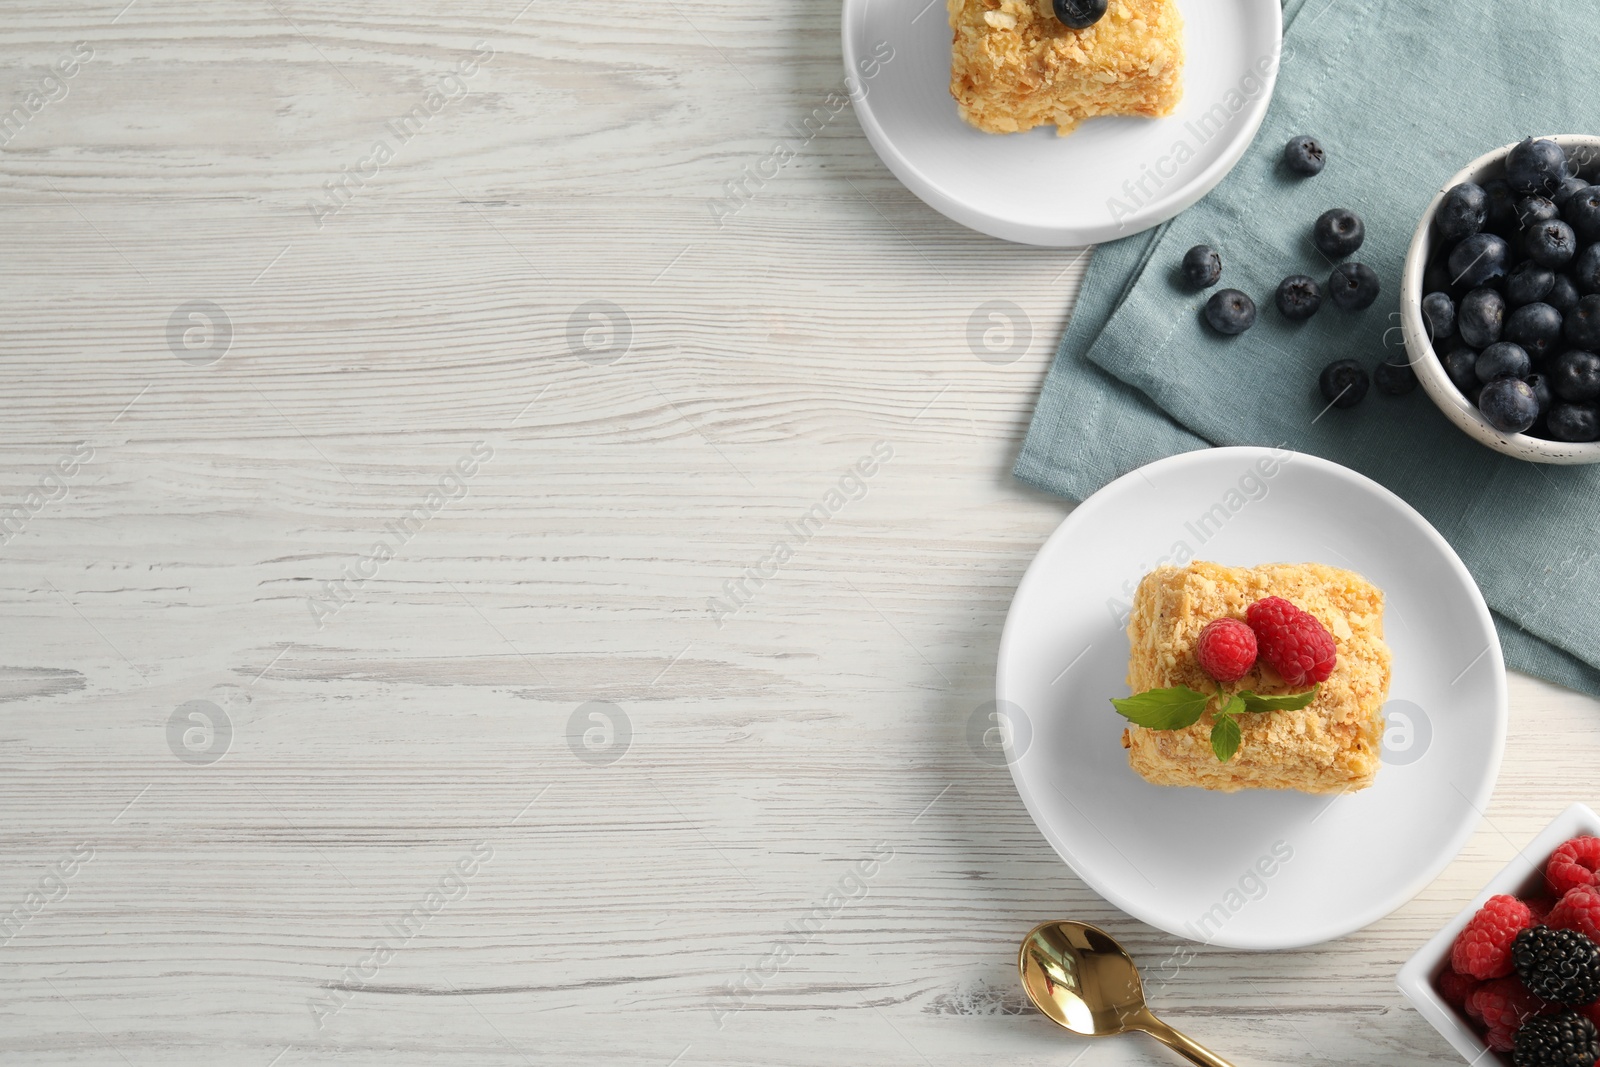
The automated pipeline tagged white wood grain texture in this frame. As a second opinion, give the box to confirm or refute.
[1,3,1598,1065]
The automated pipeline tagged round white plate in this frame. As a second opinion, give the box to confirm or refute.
[995,448,1507,949]
[841,0,1283,246]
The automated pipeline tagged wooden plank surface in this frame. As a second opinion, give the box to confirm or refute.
[2,2,1597,1064]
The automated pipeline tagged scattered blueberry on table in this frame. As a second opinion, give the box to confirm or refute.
[1328,262,1380,310]
[1182,244,1222,288]
[1319,359,1369,408]
[1203,289,1256,335]
[1373,352,1417,395]
[1283,135,1325,177]
[1313,208,1365,258]
[1275,274,1322,320]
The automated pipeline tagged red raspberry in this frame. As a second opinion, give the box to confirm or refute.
[1526,896,1555,925]
[1245,597,1338,686]
[1453,895,1536,979]
[1584,999,1600,1029]
[1438,968,1481,1009]
[1195,618,1258,682]
[1484,1024,1518,1052]
[1549,885,1600,944]
[1469,976,1551,1032]
[1547,836,1600,897]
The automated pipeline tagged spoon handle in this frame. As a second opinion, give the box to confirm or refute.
[1136,1012,1236,1067]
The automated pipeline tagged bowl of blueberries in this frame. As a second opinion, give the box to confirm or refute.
[1403,135,1600,463]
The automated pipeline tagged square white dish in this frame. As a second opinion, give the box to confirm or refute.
[1396,802,1600,1064]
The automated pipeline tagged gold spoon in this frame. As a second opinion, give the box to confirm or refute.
[1018,920,1235,1067]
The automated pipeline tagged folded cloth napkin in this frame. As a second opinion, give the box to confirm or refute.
[1015,0,1600,697]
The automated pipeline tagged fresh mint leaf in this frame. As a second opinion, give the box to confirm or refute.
[1238,685,1319,713]
[1109,686,1210,730]
[1210,715,1242,763]
[1217,694,1246,719]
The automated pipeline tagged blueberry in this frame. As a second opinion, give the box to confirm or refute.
[1527,372,1553,418]
[1547,402,1600,441]
[1319,359,1369,408]
[1564,186,1600,241]
[1478,377,1540,434]
[1435,182,1488,244]
[1373,355,1417,395]
[1203,289,1256,335]
[1313,208,1365,258]
[1424,255,1455,297]
[1547,272,1582,313]
[1475,341,1532,382]
[1504,302,1563,361]
[1505,137,1570,197]
[1420,291,1456,342]
[1551,348,1600,401]
[1483,178,1520,234]
[1447,233,1511,289]
[1574,242,1600,293]
[1565,295,1600,348]
[1516,196,1561,228]
[1275,274,1322,320]
[1440,346,1480,395]
[1554,175,1589,210]
[1524,219,1577,267]
[1505,261,1556,306]
[1052,0,1107,28]
[1283,135,1326,176]
[1457,287,1506,348]
[1181,244,1222,288]
[1327,262,1380,310]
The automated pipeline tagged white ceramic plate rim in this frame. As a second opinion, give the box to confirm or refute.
[1396,803,1600,1065]
[996,446,1508,949]
[840,0,1283,246]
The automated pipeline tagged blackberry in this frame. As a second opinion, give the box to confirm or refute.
[1513,926,1600,1006]
[1513,1012,1599,1067]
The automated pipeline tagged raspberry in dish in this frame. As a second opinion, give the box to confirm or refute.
[1468,976,1550,1034]
[947,0,1183,136]
[1549,886,1600,944]
[1120,561,1391,794]
[1453,895,1537,980]
[1437,968,1481,1010]
[1547,836,1600,897]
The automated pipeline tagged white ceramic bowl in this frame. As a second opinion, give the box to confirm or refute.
[1402,135,1600,464]
[1396,802,1600,1065]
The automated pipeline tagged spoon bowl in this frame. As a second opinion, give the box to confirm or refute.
[1019,920,1235,1067]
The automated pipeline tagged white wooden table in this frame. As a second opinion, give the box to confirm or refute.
[3,3,1596,1063]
